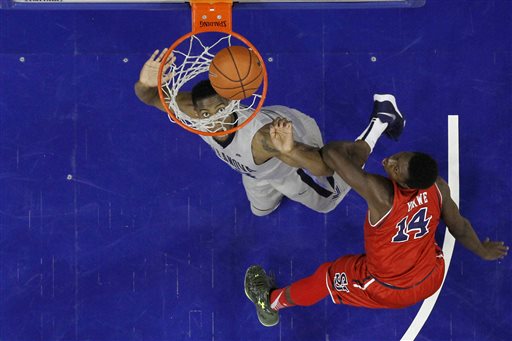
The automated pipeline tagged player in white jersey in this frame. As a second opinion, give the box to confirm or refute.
[135,49,403,216]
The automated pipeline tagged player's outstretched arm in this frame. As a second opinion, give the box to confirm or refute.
[321,141,393,218]
[259,118,333,176]
[134,49,170,111]
[134,49,196,116]
[436,178,509,261]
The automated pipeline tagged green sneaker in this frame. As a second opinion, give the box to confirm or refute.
[244,265,279,327]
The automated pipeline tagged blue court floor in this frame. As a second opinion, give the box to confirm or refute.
[0,0,511,340]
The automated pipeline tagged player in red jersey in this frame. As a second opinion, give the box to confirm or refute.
[244,98,509,327]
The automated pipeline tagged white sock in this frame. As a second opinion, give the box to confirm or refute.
[356,118,388,152]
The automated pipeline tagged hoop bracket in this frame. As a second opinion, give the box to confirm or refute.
[190,0,233,34]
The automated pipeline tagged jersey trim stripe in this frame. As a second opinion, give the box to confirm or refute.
[296,169,333,198]
[353,278,375,290]
[367,206,393,227]
[260,109,278,121]
[434,182,443,208]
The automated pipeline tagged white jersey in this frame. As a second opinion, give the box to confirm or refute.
[200,105,322,180]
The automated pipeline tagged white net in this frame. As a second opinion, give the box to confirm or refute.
[160,32,264,134]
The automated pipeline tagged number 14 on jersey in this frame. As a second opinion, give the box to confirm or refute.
[392,208,432,243]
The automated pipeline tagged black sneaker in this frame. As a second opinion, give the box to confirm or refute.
[371,94,406,141]
[244,265,279,327]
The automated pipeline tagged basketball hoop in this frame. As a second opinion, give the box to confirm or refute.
[157,0,268,136]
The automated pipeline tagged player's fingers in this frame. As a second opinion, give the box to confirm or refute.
[162,68,172,79]
[150,49,160,61]
[489,250,507,260]
[162,73,172,83]
[157,48,168,61]
[495,243,507,252]
[162,60,174,76]
[496,252,507,259]
[491,241,507,247]
[163,58,175,71]
[496,244,509,252]
[487,243,504,253]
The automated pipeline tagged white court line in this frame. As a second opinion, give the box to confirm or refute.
[400,115,459,341]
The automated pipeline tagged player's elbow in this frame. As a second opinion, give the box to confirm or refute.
[310,163,334,177]
[320,144,336,167]
[321,143,346,169]
[309,168,333,177]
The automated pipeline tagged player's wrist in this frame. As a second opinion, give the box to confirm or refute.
[279,143,296,156]
[475,242,491,260]
[138,80,156,88]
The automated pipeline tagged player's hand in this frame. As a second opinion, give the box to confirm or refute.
[270,118,294,154]
[479,238,509,260]
[139,48,175,88]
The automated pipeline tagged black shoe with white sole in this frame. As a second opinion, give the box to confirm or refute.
[371,94,406,141]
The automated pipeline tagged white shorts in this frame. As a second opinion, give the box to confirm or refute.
[242,171,351,215]
[241,110,351,215]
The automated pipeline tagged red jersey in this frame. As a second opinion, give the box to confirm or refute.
[364,180,443,288]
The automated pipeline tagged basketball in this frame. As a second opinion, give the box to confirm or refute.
[208,46,264,100]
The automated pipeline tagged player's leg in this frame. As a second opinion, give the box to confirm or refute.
[268,171,349,213]
[327,95,405,171]
[356,94,406,154]
[325,254,383,308]
[242,175,283,216]
[244,262,332,327]
[267,255,380,312]
[244,255,389,327]
[269,262,332,309]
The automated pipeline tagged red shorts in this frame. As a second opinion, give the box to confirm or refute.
[325,253,445,309]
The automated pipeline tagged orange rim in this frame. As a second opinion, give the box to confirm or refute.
[157,30,268,137]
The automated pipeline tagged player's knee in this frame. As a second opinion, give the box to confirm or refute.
[250,200,281,217]
[250,205,273,217]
